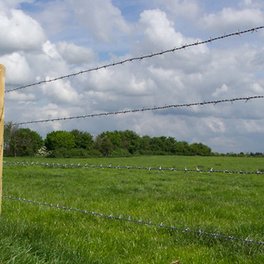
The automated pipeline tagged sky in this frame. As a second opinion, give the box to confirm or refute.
[1,0,264,153]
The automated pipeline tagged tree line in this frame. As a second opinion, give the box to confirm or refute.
[4,122,213,157]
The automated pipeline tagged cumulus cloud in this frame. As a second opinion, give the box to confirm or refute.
[212,84,229,97]
[12,41,72,87]
[57,42,96,65]
[250,82,264,93]
[137,9,208,56]
[5,91,35,102]
[86,66,155,98]
[67,0,131,42]
[139,9,184,49]
[205,118,226,133]
[42,41,62,60]
[0,9,46,54]
[30,0,70,36]
[2,1,264,153]
[154,0,200,19]
[41,78,80,104]
[202,8,264,31]
[0,52,33,85]
[0,0,33,9]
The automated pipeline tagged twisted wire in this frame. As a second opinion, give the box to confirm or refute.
[13,95,264,125]
[3,195,264,246]
[4,161,264,175]
[6,26,264,93]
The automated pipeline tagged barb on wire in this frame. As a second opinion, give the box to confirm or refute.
[4,161,264,175]
[13,95,264,125]
[3,195,264,246]
[6,26,264,93]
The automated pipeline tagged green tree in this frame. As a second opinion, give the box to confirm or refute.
[70,129,94,150]
[4,122,19,156]
[95,135,114,156]
[45,131,75,151]
[139,135,151,154]
[190,143,212,156]
[120,130,141,154]
[95,130,141,156]
[175,141,191,155]
[10,128,43,156]
[149,137,165,153]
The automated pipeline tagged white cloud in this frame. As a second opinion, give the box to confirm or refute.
[41,79,80,104]
[208,136,238,153]
[42,41,62,60]
[0,9,46,54]
[1,1,264,153]
[57,42,96,65]
[154,0,200,19]
[250,82,264,93]
[212,84,229,97]
[0,52,33,85]
[139,9,184,49]
[68,0,131,42]
[113,112,190,140]
[5,91,35,102]
[202,8,264,31]
[138,9,208,56]
[242,119,264,133]
[86,66,155,99]
[30,1,70,36]
[205,118,226,133]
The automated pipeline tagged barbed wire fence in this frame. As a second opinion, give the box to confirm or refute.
[4,160,264,175]
[5,26,264,94]
[13,95,264,125]
[2,26,264,247]
[3,195,264,247]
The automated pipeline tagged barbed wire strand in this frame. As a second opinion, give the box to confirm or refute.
[13,95,264,125]
[4,161,264,175]
[3,195,264,246]
[6,26,264,94]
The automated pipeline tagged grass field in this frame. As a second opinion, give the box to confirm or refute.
[1,156,264,263]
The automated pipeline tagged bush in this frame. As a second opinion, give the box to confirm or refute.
[111,149,131,157]
[48,148,101,158]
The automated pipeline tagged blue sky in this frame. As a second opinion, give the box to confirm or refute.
[1,0,264,153]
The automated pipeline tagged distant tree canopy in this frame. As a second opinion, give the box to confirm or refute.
[3,124,215,157]
[4,126,43,156]
[70,129,94,150]
[45,131,75,151]
[95,130,141,156]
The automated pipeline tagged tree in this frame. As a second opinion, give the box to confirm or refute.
[190,143,212,156]
[120,130,141,154]
[95,135,114,156]
[149,137,165,153]
[139,135,151,154]
[45,131,75,151]
[175,141,191,155]
[70,129,94,150]
[95,130,141,156]
[10,128,43,156]
[4,122,19,156]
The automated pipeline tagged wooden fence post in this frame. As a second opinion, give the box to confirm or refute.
[0,64,5,215]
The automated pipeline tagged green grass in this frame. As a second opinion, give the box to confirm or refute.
[1,156,264,263]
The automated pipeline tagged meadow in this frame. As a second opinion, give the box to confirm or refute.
[1,155,264,263]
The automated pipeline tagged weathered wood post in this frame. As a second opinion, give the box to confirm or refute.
[0,65,5,215]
